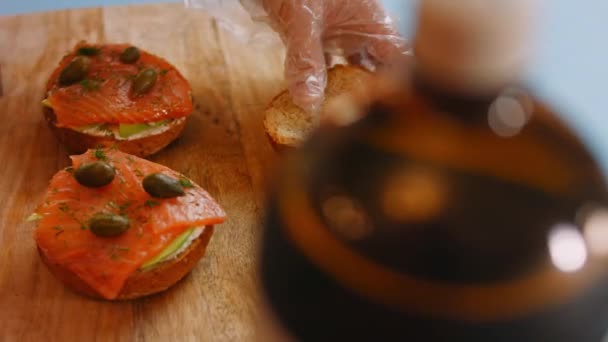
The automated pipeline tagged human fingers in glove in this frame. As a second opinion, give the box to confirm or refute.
[242,0,408,113]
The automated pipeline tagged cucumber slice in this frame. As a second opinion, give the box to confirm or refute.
[140,227,195,270]
[26,213,43,222]
[119,123,150,138]
[118,120,168,138]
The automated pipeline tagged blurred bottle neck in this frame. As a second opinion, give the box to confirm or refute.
[411,0,538,100]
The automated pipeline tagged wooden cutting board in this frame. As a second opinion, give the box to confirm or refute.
[0,3,291,340]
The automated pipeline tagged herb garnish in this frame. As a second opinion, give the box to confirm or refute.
[179,177,194,189]
[80,79,101,91]
[110,244,130,260]
[94,149,107,160]
[119,201,133,213]
[57,202,87,229]
[52,226,64,236]
[144,200,160,208]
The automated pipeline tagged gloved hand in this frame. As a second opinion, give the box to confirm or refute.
[241,0,408,113]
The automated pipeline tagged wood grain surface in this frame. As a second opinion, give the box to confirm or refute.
[0,3,292,341]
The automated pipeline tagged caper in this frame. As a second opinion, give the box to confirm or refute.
[131,69,157,96]
[77,46,100,56]
[89,213,129,237]
[58,56,90,86]
[119,46,140,64]
[143,173,185,198]
[74,161,115,188]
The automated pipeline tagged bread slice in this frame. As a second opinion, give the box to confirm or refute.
[264,65,372,148]
[39,226,214,300]
[43,42,192,158]
[43,107,187,158]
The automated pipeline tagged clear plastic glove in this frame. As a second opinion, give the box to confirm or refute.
[242,0,408,113]
[185,0,408,113]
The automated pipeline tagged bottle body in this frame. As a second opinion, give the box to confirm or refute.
[260,81,608,341]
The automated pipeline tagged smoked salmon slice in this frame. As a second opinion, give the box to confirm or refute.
[33,148,225,299]
[45,42,193,128]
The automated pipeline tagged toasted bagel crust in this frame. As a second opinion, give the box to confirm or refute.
[43,107,187,158]
[263,65,371,149]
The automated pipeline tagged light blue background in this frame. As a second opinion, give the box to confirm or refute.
[2,0,608,173]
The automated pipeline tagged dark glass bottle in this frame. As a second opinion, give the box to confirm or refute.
[260,1,608,340]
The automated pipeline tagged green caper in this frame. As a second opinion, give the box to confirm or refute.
[89,213,129,237]
[58,56,91,86]
[119,46,140,64]
[76,46,100,56]
[74,161,115,188]
[131,69,157,96]
[143,173,185,198]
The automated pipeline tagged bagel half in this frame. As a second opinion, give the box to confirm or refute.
[43,42,193,157]
[32,148,226,300]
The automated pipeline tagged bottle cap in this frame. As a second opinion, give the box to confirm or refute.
[413,0,540,94]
